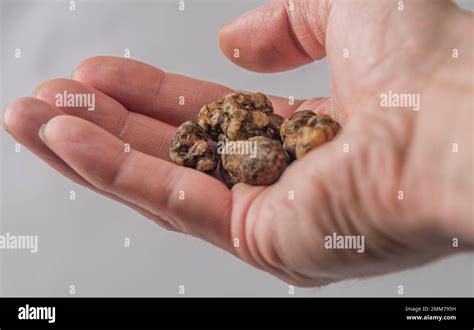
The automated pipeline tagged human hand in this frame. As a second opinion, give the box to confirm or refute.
[3,0,473,286]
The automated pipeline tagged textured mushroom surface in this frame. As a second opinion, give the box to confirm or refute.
[281,111,341,160]
[198,92,283,141]
[220,136,289,187]
[169,121,217,173]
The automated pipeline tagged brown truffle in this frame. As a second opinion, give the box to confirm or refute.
[281,111,340,160]
[280,110,318,160]
[171,94,341,187]
[197,92,283,141]
[197,100,224,141]
[219,136,289,187]
[169,121,217,173]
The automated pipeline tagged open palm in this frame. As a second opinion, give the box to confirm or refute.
[4,0,473,286]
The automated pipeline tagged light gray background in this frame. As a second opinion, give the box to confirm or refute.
[0,0,473,297]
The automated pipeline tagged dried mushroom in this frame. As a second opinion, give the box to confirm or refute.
[281,111,341,160]
[169,121,217,173]
[169,93,341,187]
[219,136,289,187]
[197,92,283,141]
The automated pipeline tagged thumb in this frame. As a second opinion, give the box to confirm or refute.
[218,0,330,73]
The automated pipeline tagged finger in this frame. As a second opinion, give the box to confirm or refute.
[297,96,348,125]
[33,78,176,160]
[219,0,329,73]
[3,97,88,186]
[40,115,233,251]
[2,97,178,231]
[71,56,302,121]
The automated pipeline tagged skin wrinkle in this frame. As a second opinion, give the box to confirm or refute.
[291,0,327,60]
[186,184,232,250]
[281,161,344,279]
[352,115,399,214]
[256,193,287,270]
[346,90,423,245]
[281,1,315,62]
[346,126,395,228]
[246,10,271,66]
[372,112,415,223]
[307,131,370,268]
[327,165,363,259]
[95,184,178,232]
[126,115,174,159]
[115,110,130,140]
[232,188,293,282]
[99,145,134,191]
[244,189,312,284]
[266,5,294,68]
[328,5,451,110]
[407,101,469,237]
[215,190,233,252]
[323,175,354,245]
[259,193,325,285]
[347,125,415,264]
[191,79,205,115]
[83,156,179,231]
[351,7,454,99]
[331,138,398,272]
[324,145,360,242]
[364,89,438,237]
[154,123,174,161]
[398,26,467,232]
[151,70,167,121]
[158,167,194,234]
[301,153,337,226]
[252,217,312,284]
[347,153,402,268]
[246,193,279,273]
[337,157,411,276]
[314,0,329,50]
[375,6,393,75]
[230,186,261,265]
[95,140,181,232]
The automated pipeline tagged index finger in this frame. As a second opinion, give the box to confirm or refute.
[71,56,303,124]
[40,115,234,251]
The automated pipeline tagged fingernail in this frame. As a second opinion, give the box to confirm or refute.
[38,123,47,142]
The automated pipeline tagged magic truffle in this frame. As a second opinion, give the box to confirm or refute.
[169,121,217,173]
[197,92,284,141]
[169,93,341,187]
[281,110,341,160]
[219,136,289,187]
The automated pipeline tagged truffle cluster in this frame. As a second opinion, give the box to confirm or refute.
[169,92,341,187]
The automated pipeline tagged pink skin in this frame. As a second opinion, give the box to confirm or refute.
[3,0,473,286]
